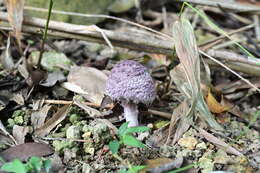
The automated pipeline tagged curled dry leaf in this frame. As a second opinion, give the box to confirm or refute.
[0,142,53,162]
[35,104,70,137]
[66,66,108,105]
[206,90,229,114]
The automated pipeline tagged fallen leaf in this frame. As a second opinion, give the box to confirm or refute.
[40,71,66,87]
[11,91,25,105]
[141,157,183,173]
[0,142,53,162]
[67,66,108,105]
[221,98,244,118]
[73,95,102,118]
[31,104,52,129]
[215,78,260,94]
[12,125,29,144]
[172,17,223,131]
[29,51,73,72]
[35,104,70,137]
[167,100,189,144]
[206,90,229,114]
[5,0,24,48]
[199,128,242,156]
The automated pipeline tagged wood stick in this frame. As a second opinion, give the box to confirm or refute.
[43,99,172,119]
[1,12,260,76]
[174,0,260,13]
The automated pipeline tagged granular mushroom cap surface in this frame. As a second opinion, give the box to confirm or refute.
[106,60,156,105]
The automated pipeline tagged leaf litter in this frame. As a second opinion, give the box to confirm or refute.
[0,1,259,172]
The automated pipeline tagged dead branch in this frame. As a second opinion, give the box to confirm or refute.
[0,12,260,76]
[175,0,260,13]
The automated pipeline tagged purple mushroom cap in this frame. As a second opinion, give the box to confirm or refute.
[105,60,156,105]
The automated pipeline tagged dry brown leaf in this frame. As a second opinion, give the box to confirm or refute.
[35,104,70,137]
[141,157,183,173]
[215,78,260,94]
[172,17,223,131]
[12,125,29,145]
[206,90,229,114]
[0,142,53,162]
[73,95,102,118]
[31,104,52,129]
[221,98,244,118]
[5,0,24,47]
[66,66,108,105]
[199,128,242,156]
[167,100,189,144]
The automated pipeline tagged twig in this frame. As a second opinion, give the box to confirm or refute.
[38,136,89,143]
[44,99,112,108]
[147,109,171,119]
[253,15,260,41]
[207,49,260,66]
[199,24,255,50]
[200,50,260,93]
[174,0,260,13]
[1,19,260,77]
[24,6,172,40]
[43,99,172,119]
[37,0,53,69]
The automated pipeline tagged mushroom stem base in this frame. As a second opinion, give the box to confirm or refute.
[122,102,139,127]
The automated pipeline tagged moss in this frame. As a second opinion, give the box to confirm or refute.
[13,116,24,125]
[52,140,74,153]
[69,114,81,124]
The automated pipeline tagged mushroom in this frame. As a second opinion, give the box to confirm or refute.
[105,60,156,127]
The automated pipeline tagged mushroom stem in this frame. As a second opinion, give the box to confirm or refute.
[121,102,139,127]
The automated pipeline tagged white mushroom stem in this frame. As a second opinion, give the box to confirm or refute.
[121,102,139,127]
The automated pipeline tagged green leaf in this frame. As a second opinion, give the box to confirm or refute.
[125,126,150,134]
[28,156,42,172]
[109,140,120,154]
[43,159,52,173]
[130,165,146,173]
[118,122,129,137]
[122,135,145,148]
[1,159,27,173]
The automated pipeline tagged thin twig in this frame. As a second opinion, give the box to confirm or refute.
[24,6,172,40]
[200,50,260,93]
[1,19,260,77]
[42,99,172,119]
[174,0,260,13]
[253,15,260,41]
[199,24,255,50]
